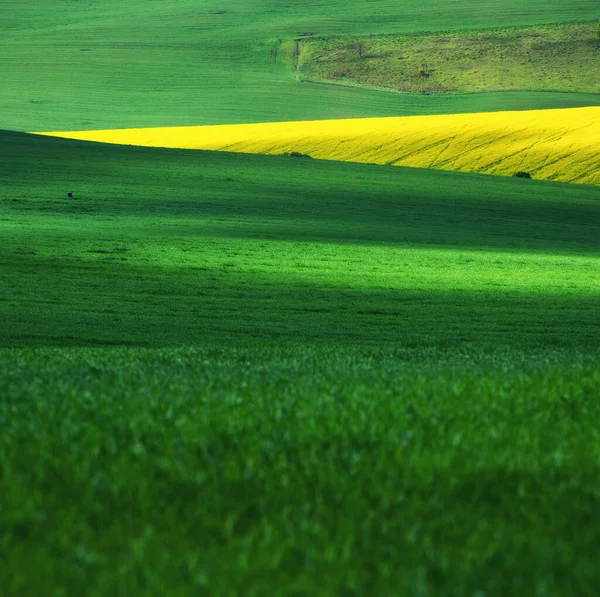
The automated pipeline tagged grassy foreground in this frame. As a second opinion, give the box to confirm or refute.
[1,131,600,594]
[2,345,600,596]
[39,106,600,185]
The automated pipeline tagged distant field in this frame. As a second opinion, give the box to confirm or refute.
[299,21,600,94]
[1,131,600,595]
[2,0,600,130]
[39,106,600,185]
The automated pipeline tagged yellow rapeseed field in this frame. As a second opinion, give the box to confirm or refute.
[35,107,600,185]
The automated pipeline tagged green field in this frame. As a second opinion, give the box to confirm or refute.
[3,0,600,595]
[299,21,600,94]
[3,345,600,596]
[2,0,600,130]
[2,130,600,347]
[2,130,600,595]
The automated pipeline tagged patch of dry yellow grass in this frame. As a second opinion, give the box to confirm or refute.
[35,107,600,185]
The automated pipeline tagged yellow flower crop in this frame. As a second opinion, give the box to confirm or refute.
[35,107,600,185]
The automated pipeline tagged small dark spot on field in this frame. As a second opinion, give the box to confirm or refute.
[86,247,129,254]
[7,523,32,540]
[210,10,227,15]
[284,151,312,159]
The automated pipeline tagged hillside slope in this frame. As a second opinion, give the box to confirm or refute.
[299,21,600,95]
[38,107,600,185]
[2,130,599,348]
[2,130,600,596]
[2,0,600,130]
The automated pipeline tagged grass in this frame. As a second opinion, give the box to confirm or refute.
[2,130,599,348]
[2,1,600,130]
[38,106,600,185]
[3,1,600,593]
[2,345,600,597]
[299,21,600,94]
[1,128,600,595]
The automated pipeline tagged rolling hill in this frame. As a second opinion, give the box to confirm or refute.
[2,1,600,595]
[2,129,600,596]
[2,129,599,348]
[2,0,600,130]
[37,106,600,185]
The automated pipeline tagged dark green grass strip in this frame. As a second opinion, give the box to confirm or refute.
[1,345,600,596]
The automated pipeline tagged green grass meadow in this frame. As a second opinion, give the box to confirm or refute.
[3,345,600,597]
[2,130,600,595]
[2,0,600,595]
[2,130,599,347]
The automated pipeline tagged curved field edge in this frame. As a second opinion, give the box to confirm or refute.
[36,106,600,185]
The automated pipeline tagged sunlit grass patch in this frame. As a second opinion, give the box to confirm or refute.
[3,129,599,349]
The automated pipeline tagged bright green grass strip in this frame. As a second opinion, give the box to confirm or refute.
[2,0,600,130]
[1,345,600,596]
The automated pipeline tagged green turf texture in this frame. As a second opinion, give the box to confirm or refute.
[2,131,600,595]
[2,345,600,597]
[2,0,600,130]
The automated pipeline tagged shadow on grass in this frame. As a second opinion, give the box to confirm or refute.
[1,258,598,349]
[2,131,599,255]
